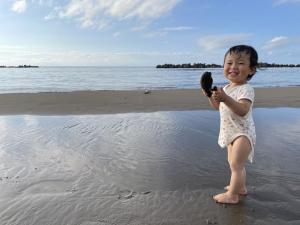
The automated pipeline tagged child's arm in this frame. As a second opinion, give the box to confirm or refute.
[213,88,251,116]
[202,89,220,110]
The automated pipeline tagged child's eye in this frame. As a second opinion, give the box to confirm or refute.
[238,62,244,65]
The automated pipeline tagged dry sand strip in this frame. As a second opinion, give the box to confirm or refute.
[0,87,299,115]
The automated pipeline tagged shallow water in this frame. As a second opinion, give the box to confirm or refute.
[0,67,300,93]
[0,108,299,225]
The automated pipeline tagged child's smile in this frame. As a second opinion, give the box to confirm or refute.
[228,70,239,77]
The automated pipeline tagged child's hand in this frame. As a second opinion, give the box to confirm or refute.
[212,87,227,102]
[201,88,209,97]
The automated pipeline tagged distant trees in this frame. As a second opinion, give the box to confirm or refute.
[0,65,39,68]
[156,62,300,68]
[156,63,222,68]
[258,62,300,68]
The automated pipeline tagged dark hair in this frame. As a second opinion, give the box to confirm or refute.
[224,45,258,80]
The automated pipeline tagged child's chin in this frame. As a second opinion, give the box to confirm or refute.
[228,73,239,77]
[228,75,240,81]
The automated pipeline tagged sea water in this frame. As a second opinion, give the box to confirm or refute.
[0,66,299,93]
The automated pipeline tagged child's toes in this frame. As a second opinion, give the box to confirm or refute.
[213,192,239,204]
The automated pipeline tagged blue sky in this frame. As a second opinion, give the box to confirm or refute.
[1,0,300,66]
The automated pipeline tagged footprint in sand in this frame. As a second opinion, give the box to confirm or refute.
[118,190,136,200]
[118,190,151,200]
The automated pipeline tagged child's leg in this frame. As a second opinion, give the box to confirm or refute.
[225,144,247,195]
[229,136,251,195]
[214,136,251,204]
[227,144,233,164]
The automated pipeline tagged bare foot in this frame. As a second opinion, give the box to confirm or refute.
[213,192,239,204]
[224,185,248,196]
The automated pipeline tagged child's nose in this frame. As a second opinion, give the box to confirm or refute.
[231,62,238,68]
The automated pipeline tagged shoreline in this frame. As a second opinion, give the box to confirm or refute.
[0,87,299,115]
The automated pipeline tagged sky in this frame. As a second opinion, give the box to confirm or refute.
[1,0,300,66]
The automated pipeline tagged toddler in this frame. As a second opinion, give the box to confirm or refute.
[202,45,258,204]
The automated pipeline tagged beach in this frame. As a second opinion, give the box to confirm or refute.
[0,87,300,225]
[0,87,299,115]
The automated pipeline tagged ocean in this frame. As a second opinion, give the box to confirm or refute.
[0,66,299,93]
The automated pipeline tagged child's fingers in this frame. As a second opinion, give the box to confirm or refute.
[213,87,226,102]
[218,87,225,94]
[212,91,219,101]
[213,90,224,101]
[201,89,209,97]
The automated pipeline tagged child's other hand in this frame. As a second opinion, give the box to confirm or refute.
[212,87,227,102]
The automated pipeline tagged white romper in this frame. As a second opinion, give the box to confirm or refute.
[218,83,256,163]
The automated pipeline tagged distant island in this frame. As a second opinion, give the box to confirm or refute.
[156,62,300,68]
[0,65,39,68]
[156,63,222,69]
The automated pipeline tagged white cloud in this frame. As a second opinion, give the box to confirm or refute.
[11,0,27,13]
[32,0,55,6]
[131,23,151,32]
[134,26,193,38]
[142,31,167,38]
[48,0,181,29]
[44,6,62,20]
[197,33,253,52]
[273,0,300,6]
[162,26,194,31]
[263,36,289,50]
[0,45,203,66]
[113,32,121,37]
[104,0,181,20]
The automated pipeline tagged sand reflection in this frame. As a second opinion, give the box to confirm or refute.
[0,108,299,225]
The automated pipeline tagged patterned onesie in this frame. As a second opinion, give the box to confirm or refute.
[218,83,256,162]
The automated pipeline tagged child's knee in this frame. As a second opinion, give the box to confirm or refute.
[229,161,244,171]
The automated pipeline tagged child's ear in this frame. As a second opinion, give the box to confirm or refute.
[250,66,256,74]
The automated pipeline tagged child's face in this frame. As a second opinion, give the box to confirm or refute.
[223,52,255,85]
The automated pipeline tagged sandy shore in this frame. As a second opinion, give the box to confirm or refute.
[1,109,300,225]
[0,87,299,114]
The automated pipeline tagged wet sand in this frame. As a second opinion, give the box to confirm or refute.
[0,108,300,225]
[0,87,299,114]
